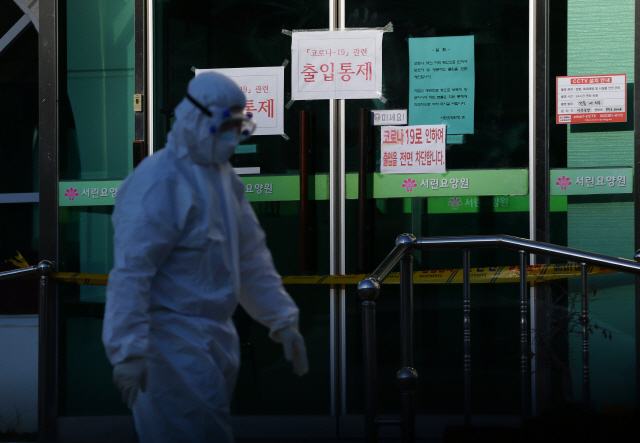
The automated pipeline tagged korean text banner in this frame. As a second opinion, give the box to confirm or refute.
[195,67,284,136]
[291,30,383,100]
[380,124,447,174]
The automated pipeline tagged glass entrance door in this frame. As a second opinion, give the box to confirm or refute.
[341,0,533,420]
[56,0,136,421]
[151,0,535,432]
[150,0,336,427]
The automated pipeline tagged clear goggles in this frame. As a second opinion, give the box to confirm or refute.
[186,93,257,141]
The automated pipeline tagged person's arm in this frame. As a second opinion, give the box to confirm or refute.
[232,174,308,375]
[235,194,300,335]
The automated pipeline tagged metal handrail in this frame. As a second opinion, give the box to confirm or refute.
[416,235,640,273]
[0,264,41,280]
[0,261,53,443]
[358,234,640,443]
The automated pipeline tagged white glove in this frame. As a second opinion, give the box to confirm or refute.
[273,326,309,376]
[113,358,147,409]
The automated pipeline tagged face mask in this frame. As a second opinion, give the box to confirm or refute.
[211,130,239,164]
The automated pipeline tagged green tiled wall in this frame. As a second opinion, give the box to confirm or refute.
[566,0,636,409]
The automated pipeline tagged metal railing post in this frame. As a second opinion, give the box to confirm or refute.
[580,263,590,406]
[519,251,530,419]
[635,250,640,410]
[462,249,471,427]
[37,261,53,443]
[399,252,417,443]
[400,252,414,368]
[358,277,380,443]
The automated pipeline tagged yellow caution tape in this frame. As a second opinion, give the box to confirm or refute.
[284,264,615,284]
[48,264,616,286]
[5,251,30,269]
[51,272,109,286]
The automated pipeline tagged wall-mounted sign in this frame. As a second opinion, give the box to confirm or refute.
[371,169,527,198]
[372,109,407,126]
[60,181,121,206]
[291,30,384,100]
[556,74,626,124]
[380,124,447,174]
[408,36,475,134]
[196,67,285,135]
[550,168,632,195]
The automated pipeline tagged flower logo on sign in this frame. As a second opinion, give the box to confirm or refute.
[65,188,79,201]
[555,176,572,190]
[402,178,417,193]
[448,197,462,210]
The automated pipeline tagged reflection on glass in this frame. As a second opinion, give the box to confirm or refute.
[65,0,135,180]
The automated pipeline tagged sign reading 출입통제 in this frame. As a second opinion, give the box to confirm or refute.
[291,30,384,101]
[195,67,285,136]
[380,124,447,174]
[556,74,627,124]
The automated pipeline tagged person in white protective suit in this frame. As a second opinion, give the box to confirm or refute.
[102,71,308,443]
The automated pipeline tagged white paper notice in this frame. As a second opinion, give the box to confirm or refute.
[195,67,285,136]
[291,30,383,101]
[380,124,447,174]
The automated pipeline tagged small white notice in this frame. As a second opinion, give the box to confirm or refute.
[371,109,407,126]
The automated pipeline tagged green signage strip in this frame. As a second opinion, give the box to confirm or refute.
[60,181,121,206]
[59,169,528,206]
[550,167,632,195]
[371,169,528,198]
[242,175,299,201]
[426,195,567,214]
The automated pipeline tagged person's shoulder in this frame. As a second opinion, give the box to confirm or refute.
[133,148,179,174]
[117,150,184,200]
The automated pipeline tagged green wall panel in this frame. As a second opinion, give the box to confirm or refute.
[567,0,634,168]
[67,0,135,180]
[566,0,635,409]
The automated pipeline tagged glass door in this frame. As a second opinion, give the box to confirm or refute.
[152,0,536,433]
[342,0,533,421]
[151,0,335,426]
[545,0,636,412]
[56,0,136,421]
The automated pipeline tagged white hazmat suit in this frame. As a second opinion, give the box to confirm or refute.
[103,71,307,443]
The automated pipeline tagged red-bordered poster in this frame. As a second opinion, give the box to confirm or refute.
[556,74,626,124]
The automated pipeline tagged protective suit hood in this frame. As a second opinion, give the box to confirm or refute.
[167,71,248,166]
